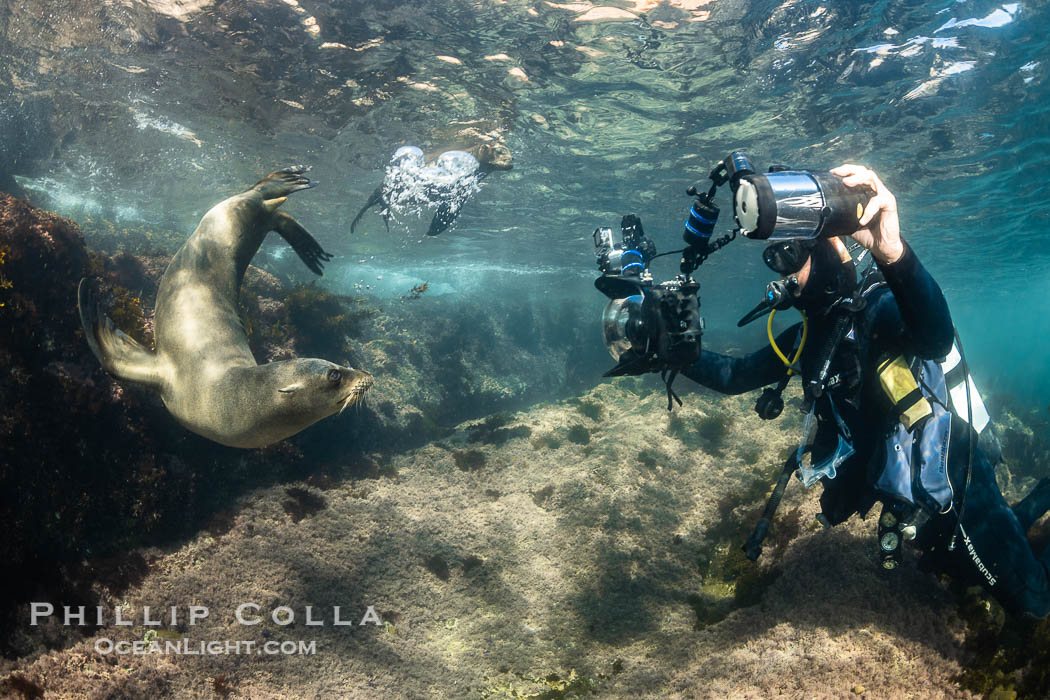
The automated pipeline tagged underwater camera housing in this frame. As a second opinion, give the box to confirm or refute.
[588,150,866,405]
[594,215,703,379]
[733,163,872,241]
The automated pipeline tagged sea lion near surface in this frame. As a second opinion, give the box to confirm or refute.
[78,166,373,448]
[350,141,513,237]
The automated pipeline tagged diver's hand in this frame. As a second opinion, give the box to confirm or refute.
[830,164,904,265]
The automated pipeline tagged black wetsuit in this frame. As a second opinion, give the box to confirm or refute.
[683,242,1050,618]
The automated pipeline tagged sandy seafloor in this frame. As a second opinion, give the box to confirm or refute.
[7,381,977,698]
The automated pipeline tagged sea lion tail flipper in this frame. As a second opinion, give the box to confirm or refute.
[427,201,460,237]
[252,165,316,202]
[350,186,385,234]
[271,210,333,276]
[77,279,165,390]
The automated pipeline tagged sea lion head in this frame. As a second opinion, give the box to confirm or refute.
[474,142,513,171]
[267,359,374,436]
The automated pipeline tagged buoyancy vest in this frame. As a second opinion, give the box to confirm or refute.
[863,277,990,516]
[873,342,990,515]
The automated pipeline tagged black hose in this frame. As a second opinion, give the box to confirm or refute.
[744,454,798,561]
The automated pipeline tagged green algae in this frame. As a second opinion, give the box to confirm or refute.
[468,413,532,445]
[454,449,487,472]
[566,425,591,445]
[573,398,604,421]
[283,283,376,356]
[532,434,564,450]
[687,467,796,627]
[481,669,598,699]
[955,588,1050,699]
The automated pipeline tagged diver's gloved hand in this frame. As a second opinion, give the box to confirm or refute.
[830,164,904,265]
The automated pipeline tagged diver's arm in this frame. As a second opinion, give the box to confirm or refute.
[873,241,955,358]
[831,164,953,359]
[682,325,797,395]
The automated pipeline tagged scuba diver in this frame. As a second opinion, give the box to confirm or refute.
[682,163,1050,619]
[350,142,513,237]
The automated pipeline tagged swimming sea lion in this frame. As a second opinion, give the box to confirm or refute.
[78,166,373,448]
[350,142,513,237]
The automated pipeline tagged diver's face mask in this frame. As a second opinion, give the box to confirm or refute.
[766,239,852,314]
[761,240,812,310]
[763,240,811,276]
[736,242,811,326]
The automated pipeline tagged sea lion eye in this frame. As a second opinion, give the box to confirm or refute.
[327,369,342,383]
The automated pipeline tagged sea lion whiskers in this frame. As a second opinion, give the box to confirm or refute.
[339,385,364,414]
[338,373,374,414]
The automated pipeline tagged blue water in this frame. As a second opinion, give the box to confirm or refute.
[2,0,1048,409]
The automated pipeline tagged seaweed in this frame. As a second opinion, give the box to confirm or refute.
[79,217,186,256]
[740,444,763,466]
[573,399,604,421]
[424,554,451,581]
[482,669,598,699]
[211,675,233,697]
[531,434,564,450]
[282,283,376,357]
[697,413,731,447]
[532,485,556,508]
[343,454,397,480]
[468,413,532,446]
[686,473,792,628]
[281,486,327,523]
[668,412,732,452]
[955,589,1050,699]
[0,674,44,699]
[400,281,429,301]
[462,555,484,574]
[205,508,237,537]
[454,449,487,471]
[106,286,152,347]
[566,425,591,445]
[636,449,661,469]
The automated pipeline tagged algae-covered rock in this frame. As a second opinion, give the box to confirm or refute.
[0,196,318,658]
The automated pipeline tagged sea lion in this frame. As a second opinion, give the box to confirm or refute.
[78,166,373,448]
[350,142,513,237]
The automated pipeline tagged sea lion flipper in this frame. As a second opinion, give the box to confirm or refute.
[252,166,316,201]
[426,200,461,237]
[77,279,165,390]
[271,211,332,276]
[350,186,385,234]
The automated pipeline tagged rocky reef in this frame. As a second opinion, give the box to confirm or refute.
[0,193,606,665]
[0,380,985,697]
[0,193,322,659]
[4,194,1050,696]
